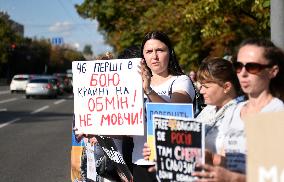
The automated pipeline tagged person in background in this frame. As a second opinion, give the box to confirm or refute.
[189,70,199,88]
[77,48,141,182]
[75,53,123,182]
[188,69,205,116]
[117,45,141,174]
[193,38,284,181]
[189,70,197,82]
[196,57,244,160]
[223,47,233,62]
[71,126,85,182]
[134,31,195,182]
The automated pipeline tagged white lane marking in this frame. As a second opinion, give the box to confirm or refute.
[54,99,66,105]
[30,105,50,115]
[0,118,21,129]
[0,98,18,104]
[0,90,10,95]
[0,108,7,112]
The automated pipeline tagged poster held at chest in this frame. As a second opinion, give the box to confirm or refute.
[146,103,194,162]
[153,115,204,182]
[72,58,144,135]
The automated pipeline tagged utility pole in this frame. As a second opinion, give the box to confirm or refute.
[271,0,284,50]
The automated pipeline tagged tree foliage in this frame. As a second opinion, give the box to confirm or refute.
[83,44,93,56]
[0,13,22,64]
[49,45,85,73]
[75,0,270,70]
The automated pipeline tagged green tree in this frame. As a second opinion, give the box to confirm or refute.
[0,13,18,64]
[28,38,51,73]
[0,13,27,78]
[75,0,270,70]
[83,44,93,56]
[49,45,85,73]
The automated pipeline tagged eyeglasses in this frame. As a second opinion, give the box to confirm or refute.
[233,62,273,74]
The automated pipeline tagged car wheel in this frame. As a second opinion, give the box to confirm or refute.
[26,95,30,99]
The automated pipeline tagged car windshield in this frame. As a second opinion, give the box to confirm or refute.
[14,77,29,81]
[30,79,49,83]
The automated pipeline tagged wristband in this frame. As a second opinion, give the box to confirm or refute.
[145,87,154,95]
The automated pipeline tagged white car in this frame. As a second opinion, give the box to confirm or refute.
[10,74,30,93]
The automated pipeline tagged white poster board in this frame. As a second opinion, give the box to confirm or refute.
[72,58,144,135]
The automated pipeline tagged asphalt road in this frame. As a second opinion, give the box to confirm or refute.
[0,86,73,182]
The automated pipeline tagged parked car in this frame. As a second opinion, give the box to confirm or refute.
[10,74,30,93]
[25,77,58,99]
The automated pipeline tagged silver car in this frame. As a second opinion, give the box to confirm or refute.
[25,78,58,99]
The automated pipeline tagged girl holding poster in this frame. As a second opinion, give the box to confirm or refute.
[133,31,195,181]
[193,39,284,181]
[142,57,244,175]
[196,57,244,158]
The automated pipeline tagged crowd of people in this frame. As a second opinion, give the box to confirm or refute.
[72,31,284,182]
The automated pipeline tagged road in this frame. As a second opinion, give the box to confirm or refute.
[0,86,73,182]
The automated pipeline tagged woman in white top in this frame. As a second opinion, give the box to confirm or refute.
[193,38,284,181]
[133,31,195,182]
[196,57,243,156]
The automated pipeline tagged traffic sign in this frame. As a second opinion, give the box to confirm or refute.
[51,37,64,45]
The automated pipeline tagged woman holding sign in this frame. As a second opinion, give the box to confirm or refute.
[133,31,195,181]
[196,57,244,159]
[193,39,284,181]
[143,57,244,173]
[139,31,195,103]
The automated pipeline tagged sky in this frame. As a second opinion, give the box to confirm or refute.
[0,0,113,55]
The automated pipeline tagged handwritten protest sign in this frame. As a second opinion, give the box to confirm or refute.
[146,103,194,162]
[153,115,204,182]
[72,58,144,135]
[245,111,284,182]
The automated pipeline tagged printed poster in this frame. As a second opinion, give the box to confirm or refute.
[72,58,144,135]
[153,115,205,182]
[146,103,194,161]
